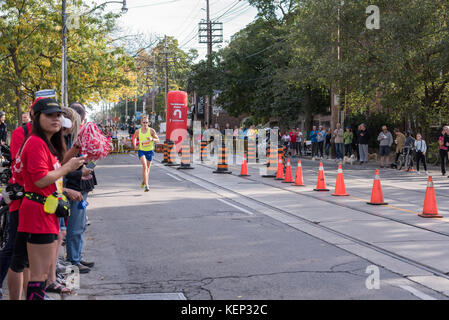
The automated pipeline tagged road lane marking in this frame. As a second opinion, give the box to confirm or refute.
[217,198,254,215]
[399,285,437,300]
[165,173,183,181]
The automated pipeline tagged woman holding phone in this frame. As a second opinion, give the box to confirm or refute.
[15,98,85,300]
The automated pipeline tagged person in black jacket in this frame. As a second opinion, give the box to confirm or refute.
[0,111,7,145]
[357,123,370,164]
[64,102,97,274]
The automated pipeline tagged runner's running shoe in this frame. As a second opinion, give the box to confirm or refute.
[144,185,150,192]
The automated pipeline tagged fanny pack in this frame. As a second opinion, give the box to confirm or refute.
[25,192,71,218]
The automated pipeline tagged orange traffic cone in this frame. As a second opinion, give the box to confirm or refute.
[419,176,442,218]
[314,162,329,191]
[239,155,250,177]
[367,169,388,205]
[292,160,305,186]
[332,164,349,196]
[283,159,293,183]
[275,155,285,180]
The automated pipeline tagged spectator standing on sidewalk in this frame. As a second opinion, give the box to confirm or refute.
[317,125,325,159]
[324,128,332,159]
[0,111,7,145]
[310,126,318,159]
[289,129,297,156]
[392,128,406,168]
[357,124,370,164]
[414,133,428,175]
[344,127,353,157]
[404,130,415,170]
[377,125,393,168]
[128,123,136,139]
[439,128,448,176]
[296,128,303,156]
[334,123,344,161]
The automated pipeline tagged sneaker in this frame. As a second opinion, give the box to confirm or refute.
[425,171,429,175]
[73,263,91,274]
[416,171,421,175]
[140,181,145,188]
[80,260,95,268]
[144,185,150,192]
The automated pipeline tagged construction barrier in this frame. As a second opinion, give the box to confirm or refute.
[165,140,179,167]
[313,162,329,191]
[367,169,387,205]
[262,147,277,178]
[418,176,442,218]
[213,141,232,174]
[282,158,293,183]
[162,141,168,164]
[332,164,349,196]
[292,160,305,186]
[239,155,250,177]
[177,139,194,170]
[200,140,207,162]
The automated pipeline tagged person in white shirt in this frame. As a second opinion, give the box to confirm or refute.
[414,133,428,175]
[296,128,303,156]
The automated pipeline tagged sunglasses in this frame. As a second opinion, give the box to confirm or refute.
[142,122,148,124]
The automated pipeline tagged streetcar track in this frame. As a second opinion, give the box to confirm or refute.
[154,159,449,283]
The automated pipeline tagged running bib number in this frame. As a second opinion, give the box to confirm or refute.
[141,140,151,147]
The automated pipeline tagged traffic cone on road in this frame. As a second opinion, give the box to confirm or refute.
[314,162,329,191]
[292,160,305,186]
[239,155,250,177]
[332,164,349,196]
[275,155,285,180]
[367,169,388,205]
[283,159,293,183]
[419,176,442,218]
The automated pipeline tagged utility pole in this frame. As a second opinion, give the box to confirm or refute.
[152,52,156,115]
[125,98,128,122]
[206,0,212,127]
[164,35,169,110]
[61,0,68,106]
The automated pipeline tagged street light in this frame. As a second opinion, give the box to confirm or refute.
[61,0,127,107]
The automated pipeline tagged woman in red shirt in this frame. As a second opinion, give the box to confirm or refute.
[16,98,85,300]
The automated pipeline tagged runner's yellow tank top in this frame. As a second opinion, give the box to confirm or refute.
[138,128,154,151]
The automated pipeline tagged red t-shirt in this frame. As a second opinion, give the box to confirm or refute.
[9,123,33,213]
[17,135,61,235]
[289,131,297,143]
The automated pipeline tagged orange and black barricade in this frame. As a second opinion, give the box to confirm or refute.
[165,140,179,166]
[213,140,232,174]
[178,138,194,170]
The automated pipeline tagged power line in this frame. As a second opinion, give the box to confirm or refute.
[127,0,184,9]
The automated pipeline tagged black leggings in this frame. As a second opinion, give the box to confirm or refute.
[440,149,448,174]
[416,151,427,172]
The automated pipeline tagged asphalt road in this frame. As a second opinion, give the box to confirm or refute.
[62,152,448,300]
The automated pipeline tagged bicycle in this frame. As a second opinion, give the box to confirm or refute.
[0,144,12,250]
[396,146,414,171]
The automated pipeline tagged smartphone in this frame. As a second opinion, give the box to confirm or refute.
[86,161,96,169]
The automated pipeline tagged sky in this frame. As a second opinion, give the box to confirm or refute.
[94,0,259,60]
[88,0,259,119]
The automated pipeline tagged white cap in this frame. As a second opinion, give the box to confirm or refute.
[62,115,72,129]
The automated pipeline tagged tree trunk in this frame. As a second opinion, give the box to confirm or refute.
[304,85,312,135]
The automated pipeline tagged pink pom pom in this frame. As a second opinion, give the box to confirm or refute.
[76,122,111,161]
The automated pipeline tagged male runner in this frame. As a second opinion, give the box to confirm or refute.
[132,115,159,192]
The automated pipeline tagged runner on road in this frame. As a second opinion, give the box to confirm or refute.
[132,115,159,192]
